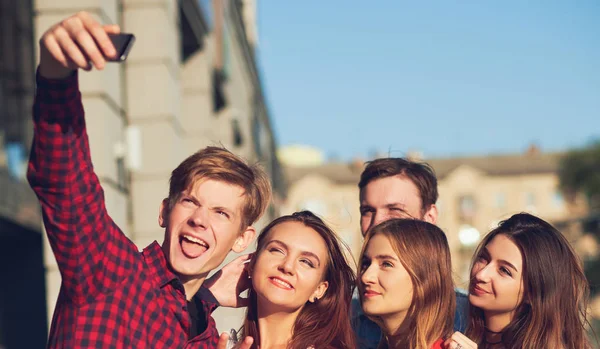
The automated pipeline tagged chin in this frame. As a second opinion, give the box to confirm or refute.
[256,291,301,312]
[361,304,383,317]
[169,256,206,278]
[468,295,488,310]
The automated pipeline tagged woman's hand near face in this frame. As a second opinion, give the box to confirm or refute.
[444,331,477,349]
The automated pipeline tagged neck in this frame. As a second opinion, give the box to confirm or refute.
[381,311,411,349]
[256,300,301,349]
[483,311,511,347]
[180,275,207,301]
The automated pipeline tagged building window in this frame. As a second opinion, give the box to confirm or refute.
[116,157,128,191]
[494,193,506,209]
[458,194,476,221]
[338,229,354,250]
[232,119,243,147]
[553,191,564,209]
[252,115,264,157]
[525,192,536,208]
[222,24,232,79]
[0,0,35,157]
[299,199,327,217]
[198,0,213,28]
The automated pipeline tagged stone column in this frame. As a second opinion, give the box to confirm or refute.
[122,0,184,248]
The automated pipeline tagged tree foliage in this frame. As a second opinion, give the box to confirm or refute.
[558,140,600,211]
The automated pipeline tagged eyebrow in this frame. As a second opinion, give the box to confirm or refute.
[212,206,236,218]
[268,239,322,267]
[364,254,399,262]
[483,247,519,272]
[499,259,518,272]
[182,193,237,217]
[360,202,407,210]
[386,203,407,209]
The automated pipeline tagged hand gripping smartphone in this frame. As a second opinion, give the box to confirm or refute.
[107,33,136,62]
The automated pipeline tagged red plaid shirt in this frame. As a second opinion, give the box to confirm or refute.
[28,71,219,348]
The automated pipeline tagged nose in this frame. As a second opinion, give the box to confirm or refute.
[372,211,388,229]
[360,263,377,285]
[277,256,295,275]
[474,263,492,283]
[188,207,208,229]
[363,212,385,235]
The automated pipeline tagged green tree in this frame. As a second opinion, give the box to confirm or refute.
[559,140,600,212]
[560,141,600,345]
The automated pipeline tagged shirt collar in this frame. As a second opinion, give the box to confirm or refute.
[142,241,179,288]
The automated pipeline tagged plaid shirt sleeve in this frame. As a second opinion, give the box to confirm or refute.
[28,70,139,305]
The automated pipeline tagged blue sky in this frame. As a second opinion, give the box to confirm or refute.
[256,2,599,160]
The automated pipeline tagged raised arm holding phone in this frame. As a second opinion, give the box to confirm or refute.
[31,12,262,348]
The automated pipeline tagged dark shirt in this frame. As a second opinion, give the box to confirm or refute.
[189,288,219,338]
[352,289,469,349]
[30,71,219,348]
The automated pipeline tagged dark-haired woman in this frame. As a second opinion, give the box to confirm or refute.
[239,211,357,349]
[466,213,593,348]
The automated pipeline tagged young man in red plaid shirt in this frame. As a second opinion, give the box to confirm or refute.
[30,12,264,348]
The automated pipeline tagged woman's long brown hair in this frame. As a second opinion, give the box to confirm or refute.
[359,219,455,349]
[240,211,357,349]
[466,213,594,348]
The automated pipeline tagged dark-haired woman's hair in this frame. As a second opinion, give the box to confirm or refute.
[466,213,593,349]
[241,211,357,349]
[359,219,455,349]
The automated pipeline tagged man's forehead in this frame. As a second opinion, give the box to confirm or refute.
[187,179,246,205]
[360,176,422,205]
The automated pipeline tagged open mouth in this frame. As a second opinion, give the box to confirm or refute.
[179,234,209,259]
[269,277,294,290]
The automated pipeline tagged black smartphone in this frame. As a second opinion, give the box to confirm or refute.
[107,33,136,62]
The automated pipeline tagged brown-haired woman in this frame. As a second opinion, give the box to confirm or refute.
[467,213,594,348]
[358,219,474,349]
[239,211,357,349]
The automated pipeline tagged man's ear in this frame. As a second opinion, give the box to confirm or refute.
[310,281,329,302]
[159,199,169,228]
[232,226,256,253]
[423,204,438,225]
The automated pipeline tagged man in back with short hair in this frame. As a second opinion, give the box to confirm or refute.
[353,157,468,349]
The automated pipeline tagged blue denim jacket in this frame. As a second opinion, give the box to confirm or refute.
[352,289,469,349]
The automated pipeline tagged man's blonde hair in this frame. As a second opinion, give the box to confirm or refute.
[167,146,272,228]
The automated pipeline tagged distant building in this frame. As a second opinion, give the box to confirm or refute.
[282,148,589,285]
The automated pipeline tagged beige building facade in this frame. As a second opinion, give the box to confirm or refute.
[31,0,283,335]
[281,146,589,286]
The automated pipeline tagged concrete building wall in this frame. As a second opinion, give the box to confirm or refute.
[124,0,184,249]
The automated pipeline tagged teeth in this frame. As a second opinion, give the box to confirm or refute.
[183,235,208,247]
[272,278,292,289]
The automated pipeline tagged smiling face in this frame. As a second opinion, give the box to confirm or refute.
[359,233,413,331]
[160,179,255,282]
[251,221,330,313]
[469,234,524,321]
